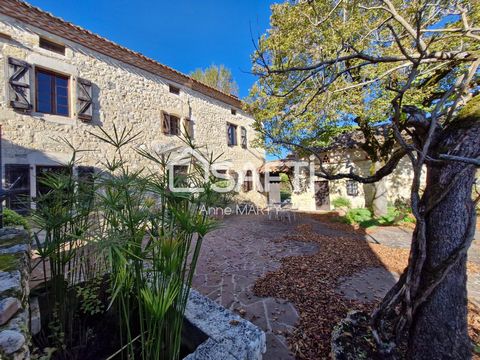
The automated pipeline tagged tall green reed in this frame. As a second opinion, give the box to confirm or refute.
[93,125,224,360]
[31,139,99,354]
[32,126,228,359]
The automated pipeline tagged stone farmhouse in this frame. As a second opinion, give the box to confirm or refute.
[263,131,420,213]
[0,0,267,213]
[289,149,415,212]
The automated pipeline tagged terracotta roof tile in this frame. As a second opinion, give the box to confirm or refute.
[0,0,243,108]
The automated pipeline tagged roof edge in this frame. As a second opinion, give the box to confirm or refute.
[0,0,244,109]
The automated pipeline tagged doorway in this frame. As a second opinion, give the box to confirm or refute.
[314,180,330,210]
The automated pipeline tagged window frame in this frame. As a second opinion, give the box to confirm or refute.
[169,115,180,136]
[227,123,237,146]
[346,180,359,197]
[231,108,237,115]
[39,37,66,56]
[35,67,70,117]
[169,84,180,95]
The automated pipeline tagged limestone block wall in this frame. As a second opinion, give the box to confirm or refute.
[0,14,266,207]
[0,228,30,360]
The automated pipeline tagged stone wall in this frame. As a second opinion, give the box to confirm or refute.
[0,13,267,207]
[0,228,30,360]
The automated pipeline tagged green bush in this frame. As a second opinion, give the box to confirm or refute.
[342,205,415,229]
[345,208,372,225]
[332,197,352,209]
[3,208,29,229]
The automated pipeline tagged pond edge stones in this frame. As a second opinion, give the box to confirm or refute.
[184,288,266,360]
[0,228,30,360]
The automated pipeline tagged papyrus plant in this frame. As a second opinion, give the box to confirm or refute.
[93,126,222,360]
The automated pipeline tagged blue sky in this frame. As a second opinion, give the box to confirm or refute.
[27,0,275,99]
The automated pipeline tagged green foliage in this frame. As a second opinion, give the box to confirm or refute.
[76,277,104,316]
[3,208,29,229]
[32,127,227,359]
[0,253,19,272]
[247,0,480,160]
[332,197,352,209]
[345,208,373,225]
[343,205,414,229]
[190,64,239,96]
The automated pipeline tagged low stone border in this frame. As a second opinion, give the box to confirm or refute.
[184,289,266,360]
[0,228,30,360]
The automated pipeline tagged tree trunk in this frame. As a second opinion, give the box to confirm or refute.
[409,120,480,359]
[372,177,388,217]
[365,162,388,217]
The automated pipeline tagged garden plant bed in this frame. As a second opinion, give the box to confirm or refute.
[253,218,480,359]
[31,279,265,360]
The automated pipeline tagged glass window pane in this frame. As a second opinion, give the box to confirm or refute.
[56,105,69,116]
[57,96,68,106]
[37,101,52,113]
[37,72,52,114]
[55,76,68,88]
[37,72,51,86]
[56,86,68,97]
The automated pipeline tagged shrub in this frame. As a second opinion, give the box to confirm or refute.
[3,208,29,229]
[332,197,352,209]
[342,204,415,229]
[345,208,372,225]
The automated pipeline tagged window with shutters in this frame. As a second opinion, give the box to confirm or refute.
[241,127,247,148]
[346,180,359,196]
[243,170,253,192]
[39,37,66,56]
[35,68,69,116]
[170,115,180,135]
[227,123,237,146]
[8,57,32,111]
[162,113,180,136]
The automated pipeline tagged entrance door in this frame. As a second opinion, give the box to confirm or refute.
[314,180,330,210]
[5,164,31,214]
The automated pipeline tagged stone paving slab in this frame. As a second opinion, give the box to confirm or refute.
[343,225,480,306]
[337,267,399,303]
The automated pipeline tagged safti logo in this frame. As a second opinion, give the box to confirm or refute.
[166,146,316,194]
[168,147,210,193]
